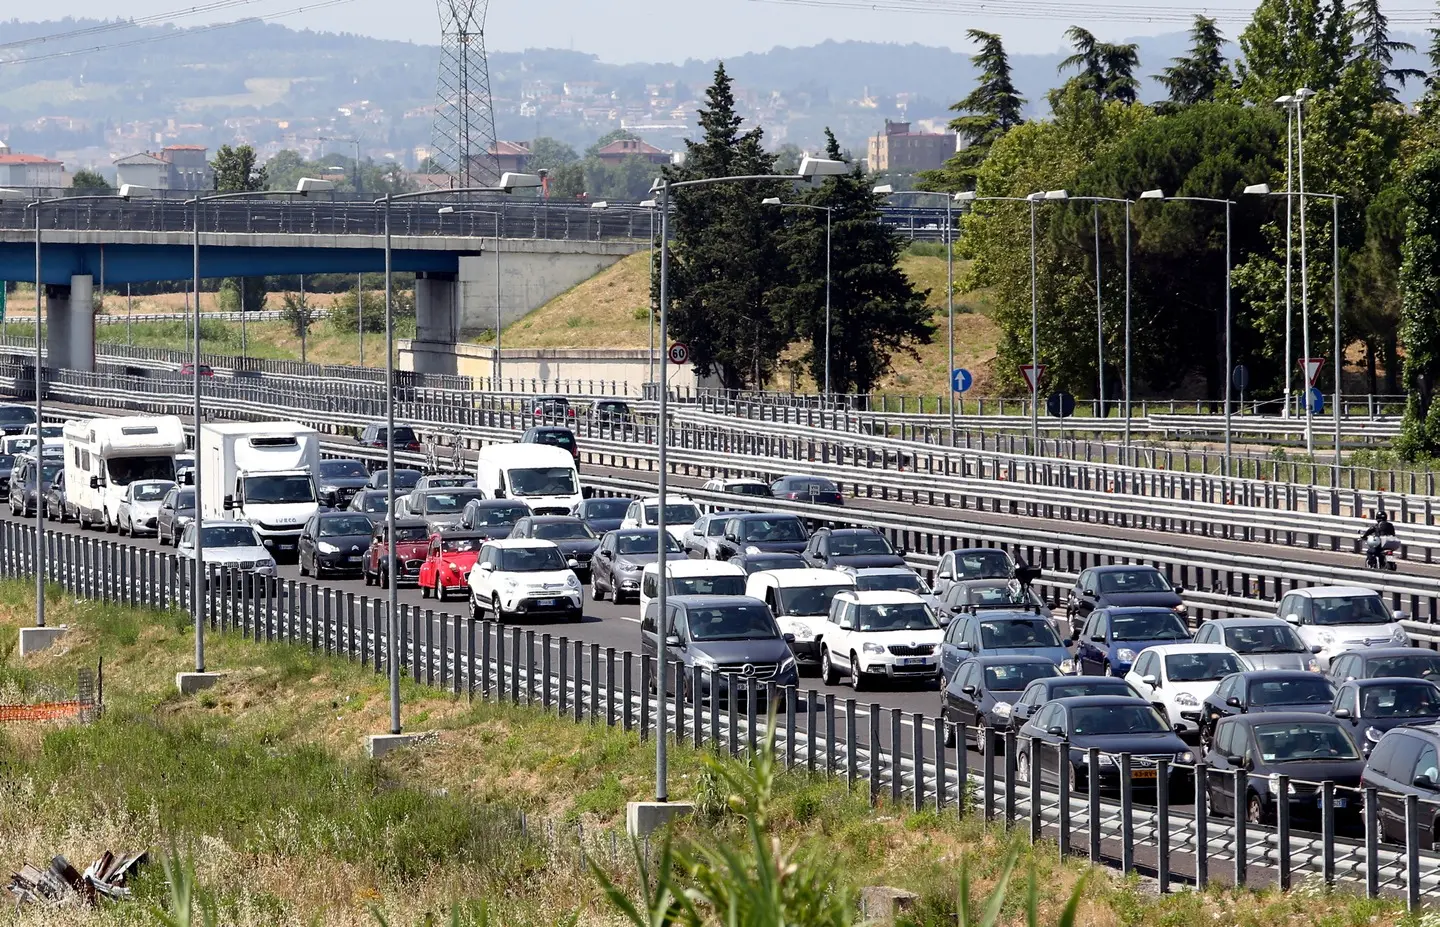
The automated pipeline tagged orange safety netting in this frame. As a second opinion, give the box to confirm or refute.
[0,701,86,722]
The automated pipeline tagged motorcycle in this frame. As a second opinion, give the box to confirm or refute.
[1363,535,1401,572]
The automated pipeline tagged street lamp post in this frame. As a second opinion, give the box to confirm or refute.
[1277,90,1317,443]
[187,178,334,674]
[1245,183,1344,474]
[762,197,833,397]
[1139,189,1236,476]
[592,200,660,392]
[438,205,504,385]
[377,173,543,735]
[652,156,848,802]
[13,185,154,629]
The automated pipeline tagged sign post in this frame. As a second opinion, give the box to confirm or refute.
[1020,364,1045,451]
[1047,391,1075,444]
[1299,358,1324,454]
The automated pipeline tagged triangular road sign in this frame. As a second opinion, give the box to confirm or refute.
[1020,364,1045,394]
[1299,357,1325,388]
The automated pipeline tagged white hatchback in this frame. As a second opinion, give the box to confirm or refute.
[468,538,583,622]
[621,495,700,543]
[1124,643,1245,737]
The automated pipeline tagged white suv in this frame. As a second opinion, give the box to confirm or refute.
[468,538,583,622]
[818,590,945,690]
[1276,585,1409,669]
[620,495,700,543]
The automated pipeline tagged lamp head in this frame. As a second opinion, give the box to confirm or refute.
[797,155,848,178]
[953,191,977,202]
[591,200,609,209]
[1274,94,1296,105]
[1139,189,1165,200]
[118,184,154,200]
[437,205,456,215]
[639,198,657,208]
[1294,87,1316,100]
[296,177,336,195]
[760,197,783,205]
[497,171,543,192]
[1044,189,1069,201]
[872,183,895,195]
[1242,183,1272,195]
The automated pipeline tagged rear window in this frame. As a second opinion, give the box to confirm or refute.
[984,662,1060,691]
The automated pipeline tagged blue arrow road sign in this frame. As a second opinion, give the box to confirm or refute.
[951,368,973,393]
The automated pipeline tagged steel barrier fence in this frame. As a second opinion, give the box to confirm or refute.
[3,518,1439,905]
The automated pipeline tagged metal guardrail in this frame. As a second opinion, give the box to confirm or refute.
[89,308,334,325]
[5,519,1440,905]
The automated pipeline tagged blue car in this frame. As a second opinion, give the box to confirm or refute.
[1074,607,1191,676]
[940,609,1075,681]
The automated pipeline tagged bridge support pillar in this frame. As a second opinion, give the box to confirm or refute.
[45,274,95,373]
[410,272,459,376]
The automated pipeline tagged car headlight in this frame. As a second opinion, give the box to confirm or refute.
[319,485,337,495]
[565,574,581,588]
[1115,648,1136,664]
[1082,753,1115,766]
[1393,626,1410,643]
[1174,692,1199,707]
[1318,631,1336,646]
[692,653,717,670]
[1365,726,1384,743]
[1305,657,1321,672]
[790,623,815,641]
[862,642,886,655]
[616,560,636,572]
[779,656,797,674]
[745,545,763,554]
[261,559,277,572]
[993,701,1012,718]
[1059,658,1077,675]
[1178,750,1195,764]
[503,577,518,589]
[317,541,339,554]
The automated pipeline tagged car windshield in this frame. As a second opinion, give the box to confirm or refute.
[0,407,34,426]
[1254,721,1360,762]
[1110,610,1189,641]
[107,455,176,485]
[1361,683,1440,717]
[201,525,260,548]
[1164,652,1243,682]
[644,503,700,524]
[532,430,575,448]
[243,474,314,504]
[424,491,486,514]
[468,503,529,527]
[1097,570,1173,594]
[953,550,1013,580]
[985,662,1060,691]
[980,618,1063,649]
[499,546,567,571]
[671,575,746,597]
[726,482,772,496]
[534,521,596,540]
[1071,705,1169,735]
[854,602,937,632]
[616,531,683,555]
[442,538,481,554]
[1226,623,1308,654]
[8,438,36,455]
[509,466,578,497]
[830,534,894,556]
[778,478,838,494]
[319,460,367,479]
[739,517,807,542]
[1367,654,1440,679]
[1310,594,1393,626]
[358,494,389,512]
[131,482,172,502]
[776,584,852,616]
[173,490,195,509]
[379,426,416,445]
[391,526,429,542]
[582,499,630,519]
[686,604,781,641]
[426,476,471,488]
[320,515,373,537]
[856,573,929,595]
[1048,680,1135,699]
[1250,677,1335,706]
[966,583,1040,608]
[39,463,60,483]
[374,470,421,490]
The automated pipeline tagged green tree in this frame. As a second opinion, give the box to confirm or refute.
[918,30,1025,191]
[771,129,934,395]
[771,143,804,175]
[1397,147,1440,458]
[211,144,267,192]
[1057,27,1139,105]
[69,169,112,193]
[585,128,640,158]
[1234,0,1352,104]
[526,137,579,171]
[545,162,586,200]
[663,62,790,390]
[1158,16,1230,106]
[1351,0,1424,102]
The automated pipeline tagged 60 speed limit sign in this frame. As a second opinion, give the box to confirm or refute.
[668,342,690,365]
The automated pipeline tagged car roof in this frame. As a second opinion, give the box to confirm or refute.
[382,518,428,529]
[1357,647,1431,659]
[485,537,559,548]
[435,530,497,541]
[1294,585,1380,598]
[973,610,1048,622]
[469,498,525,507]
[1351,677,1440,688]
[669,594,767,609]
[826,527,879,535]
[851,566,918,576]
[642,559,743,576]
[1234,669,1326,680]
[527,426,574,435]
[1101,605,1182,614]
[638,495,695,504]
[1092,564,1163,574]
[530,514,583,522]
[836,590,924,605]
[318,509,370,519]
[1048,695,1152,709]
[1139,643,1236,656]
[1036,675,1130,687]
[730,511,801,520]
[751,568,854,586]
[966,654,1058,666]
[198,518,256,529]
[1222,712,1349,727]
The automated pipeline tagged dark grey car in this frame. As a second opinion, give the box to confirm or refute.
[640,594,800,700]
[158,486,196,546]
[315,458,371,509]
[510,515,600,581]
[409,488,489,532]
[0,452,13,501]
[460,499,532,537]
[593,528,686,603]
[571,497,630,535]
[802,527,906,570]
[348,490,391,514]
[298,511,375,578]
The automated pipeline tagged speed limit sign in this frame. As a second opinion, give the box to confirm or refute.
[668,342,690,365]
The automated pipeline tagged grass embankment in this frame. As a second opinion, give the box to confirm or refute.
[0,585,1416,926]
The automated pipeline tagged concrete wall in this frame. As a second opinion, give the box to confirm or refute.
[399,340,720,394]
[457,242,634,334]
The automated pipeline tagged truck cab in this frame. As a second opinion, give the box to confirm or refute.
[201,422,321,561]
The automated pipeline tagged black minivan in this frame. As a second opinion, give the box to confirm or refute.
[641,594,799,701]
[1361,725,1440,847]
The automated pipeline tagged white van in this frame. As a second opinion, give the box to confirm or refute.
[745,568,856,672]
[64,415,187,531]
[475,444,581,515]
[640,559,747,617]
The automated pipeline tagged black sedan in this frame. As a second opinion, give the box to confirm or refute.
[509,515,600,580]
[731,551,809,576]
[802,527,906,571]
[315,458,371,509]
[348,490,391,514]
[711,512,811,561]
[1008,675,1140,731]
[770,475,844,505]
[1199,671,1337,749]
[1332,678,1440,755]
[366,468,424,491]
[1066,564,1185,625]
[460,499,532,538]
[1204,713,1364,824]
[572,497,630,535]
[1327,647,1440,684]
[0,452,13,501]
[1016,695,1194,795]
[940,655,1061,749]
[298,511,376,579]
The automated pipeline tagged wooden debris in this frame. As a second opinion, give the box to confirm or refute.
[6,849,146,908]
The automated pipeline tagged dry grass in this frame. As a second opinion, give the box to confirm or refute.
[497,251,655,349]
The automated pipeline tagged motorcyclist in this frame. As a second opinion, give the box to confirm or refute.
[1360,511,1397,568]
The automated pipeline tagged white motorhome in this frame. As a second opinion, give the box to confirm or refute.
[199,422,321,560]
[475,444,581,515]
[63,415,186,530]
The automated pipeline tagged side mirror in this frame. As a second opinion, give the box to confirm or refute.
[1141,674,1158,687]
[1062,638,1074,647]
[962,684,977,696]
[479,562,495,572]
[725,532,739,543]
[663,634,682,647]
[956,641,972,651]
[1415,774,1436,790]
[1225,754,1245,766]
[1284,613,1302,625]
[1176,585,1186,595]
[1046,724,1065,736]
[1014,704,1033,719]
[1310,645,1323,654]
[1396,610,1411,621]
[938,569,952,580]
[783,633,796,643]
[1225,696,1242,708]
[223,495,234,511]
[89,476,99,489]
[600,549,613,558]
[939,614,952,627]
[1333,708,1352,719]
[566,558,579,568]
[1174,724,1186,733]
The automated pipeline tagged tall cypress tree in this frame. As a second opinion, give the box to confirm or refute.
[1159,16,1230,105]
[1057,27,1140,104]
[918,30,1025,191]
[1351,0,1424,102]
[661,63,790,390]
[772,130,934,395]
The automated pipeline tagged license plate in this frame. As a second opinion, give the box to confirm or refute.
[537,599,555,607]
[1329,797,1348,809]
[348,555,362,562]
[899,657,926,666]
[279,544,295,551]
[1131,768,1157,779]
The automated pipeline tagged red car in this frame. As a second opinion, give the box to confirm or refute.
[363,518,430,587]
[180,363,214,377]
[418,531,488,601]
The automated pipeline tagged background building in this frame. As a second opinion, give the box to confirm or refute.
[114,145,213,192]
[866,120,956,174]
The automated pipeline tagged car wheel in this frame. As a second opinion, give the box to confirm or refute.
[314,561,327,581]
[941,705,956,747]
[1246,793,1271,826]
[821,647,839,685]
[299,556,309,577]
[1017,750,1032,785]
[420,580,431,598]
[974,718,989,755]
[364,568,375,587]
[492,594,505,623]
[593,577,608,601]
[471,593,484,621]
[849,652,865,692]
[103,509,115,533]
[437,581,450,602]
[118,514,128,536]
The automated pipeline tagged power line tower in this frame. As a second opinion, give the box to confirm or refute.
[430,0,500,188]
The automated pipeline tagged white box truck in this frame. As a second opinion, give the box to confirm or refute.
[63,415,187,531]
[199,422,321,560]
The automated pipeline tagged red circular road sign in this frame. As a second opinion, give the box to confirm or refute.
[668,342,690,365]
